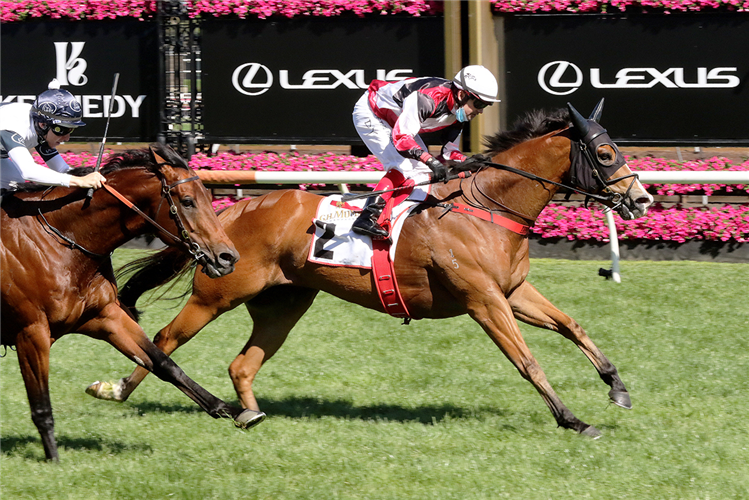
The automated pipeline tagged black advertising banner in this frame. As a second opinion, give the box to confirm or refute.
[201,17,444,143]
[1,20,159,142]
[504,14,749,145]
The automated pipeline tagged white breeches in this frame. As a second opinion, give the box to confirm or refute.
[352,92,431,201]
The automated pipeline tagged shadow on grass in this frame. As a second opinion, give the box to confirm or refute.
[255,396,508,425]
[1,434,152,460]
[111,396,510,425]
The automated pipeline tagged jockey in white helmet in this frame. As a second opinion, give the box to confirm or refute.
[351,64,500,238]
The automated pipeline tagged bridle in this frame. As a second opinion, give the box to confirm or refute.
[459,103,639,223]
[37,162,209,266]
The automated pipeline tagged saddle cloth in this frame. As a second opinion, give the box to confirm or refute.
[308,195,417,268]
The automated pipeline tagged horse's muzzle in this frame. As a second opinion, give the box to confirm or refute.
[617,192,654,220]
[200,247,239,278]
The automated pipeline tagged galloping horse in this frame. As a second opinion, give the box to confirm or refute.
[88,103,653,437]
[0,144,264,461]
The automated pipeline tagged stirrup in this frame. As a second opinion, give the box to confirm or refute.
[352,220,389,239]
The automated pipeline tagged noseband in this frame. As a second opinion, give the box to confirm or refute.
[37,163,208,266]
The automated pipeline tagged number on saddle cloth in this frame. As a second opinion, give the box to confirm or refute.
[375,170,415,234]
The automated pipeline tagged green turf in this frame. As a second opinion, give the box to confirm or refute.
[2,251,748,499]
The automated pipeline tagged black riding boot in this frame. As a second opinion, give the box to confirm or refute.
[352,198,388,238]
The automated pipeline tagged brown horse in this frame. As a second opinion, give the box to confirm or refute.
[0,144,264,461]
[88,103,653,437]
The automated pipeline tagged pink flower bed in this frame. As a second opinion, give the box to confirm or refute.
[55,150,749,244]
[490,0,749,13]
[534,204,749,243]
[4,0,745,22]
[0,0,434,23]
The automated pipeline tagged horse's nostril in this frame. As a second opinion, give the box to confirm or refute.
[219,252,237,266]
[636,196,652,206]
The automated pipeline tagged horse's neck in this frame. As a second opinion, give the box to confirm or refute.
[48,172,156,255]
[471,134,570,222]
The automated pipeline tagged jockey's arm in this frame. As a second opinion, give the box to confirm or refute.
[2,142,106,190]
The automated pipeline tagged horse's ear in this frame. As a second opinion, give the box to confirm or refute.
[567,102,589,138]
[589,98,604,123]
[149,145,167,166]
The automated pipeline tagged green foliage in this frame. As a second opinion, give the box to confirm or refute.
[2,251,748,499]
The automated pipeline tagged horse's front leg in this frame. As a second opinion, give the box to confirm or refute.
[508,280,631,409]
[464,289,601,437]
[15,324,59,461]
[79,304,265,429]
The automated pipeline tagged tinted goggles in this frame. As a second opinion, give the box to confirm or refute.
[470,94,492,109]
[50,124,75,136]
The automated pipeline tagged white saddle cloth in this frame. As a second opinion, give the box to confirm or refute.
[308,195,418,268]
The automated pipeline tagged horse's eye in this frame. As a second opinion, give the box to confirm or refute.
[181,197,196,208]
[597,144,617,167]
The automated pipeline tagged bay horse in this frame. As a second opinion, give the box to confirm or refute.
[0,143,264,461]
[88,103,653,437]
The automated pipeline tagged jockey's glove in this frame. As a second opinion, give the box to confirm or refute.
[453,154,491,173]
[423,156,448,183]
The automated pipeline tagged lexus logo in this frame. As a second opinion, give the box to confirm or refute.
[231,63,413,95]
[538,60,740,95]
[538,61,583,96]
[232,63,274,96]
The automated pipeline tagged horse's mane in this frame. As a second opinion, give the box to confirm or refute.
[483,108,570,154]
[11,143,187,193]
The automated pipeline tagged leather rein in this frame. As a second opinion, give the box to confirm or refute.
[458,142,638,226]
[37,165,208,264]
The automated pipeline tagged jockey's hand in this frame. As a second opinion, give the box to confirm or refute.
[453,153,491,173]
[424,156,448,183]
[70,171,107,190]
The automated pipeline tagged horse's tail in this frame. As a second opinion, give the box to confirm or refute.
[117,246,194,321]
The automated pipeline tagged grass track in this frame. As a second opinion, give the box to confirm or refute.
[2,252,748,499]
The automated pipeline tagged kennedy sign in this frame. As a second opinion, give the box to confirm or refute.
[504,14,749,145]
[201,17,443,143]
[1,20,159,142]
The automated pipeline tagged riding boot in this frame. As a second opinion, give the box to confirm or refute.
[352,197,388,239]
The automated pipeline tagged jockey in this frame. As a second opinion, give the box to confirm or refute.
[351,64,500,238]
[0,80,106,194]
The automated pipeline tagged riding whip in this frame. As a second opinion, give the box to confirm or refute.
[86,72,120,200]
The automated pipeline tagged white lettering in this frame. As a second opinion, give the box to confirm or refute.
[82,95,102,117]
[55,42,88,86]
[591,66,739,89]
[124,95,146,118]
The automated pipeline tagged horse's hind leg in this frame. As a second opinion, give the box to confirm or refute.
[508,281,631,409]
[229,286,319,411]
[15,325,59,460]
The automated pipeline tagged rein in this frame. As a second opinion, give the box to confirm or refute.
[37,166,207,264]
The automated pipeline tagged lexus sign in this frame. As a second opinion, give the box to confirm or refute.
[201,16,443,143]
[538,61,740,95]
[505,14,749,145]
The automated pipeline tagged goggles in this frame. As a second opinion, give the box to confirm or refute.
[50,124,75,136]
[470,94,492,109]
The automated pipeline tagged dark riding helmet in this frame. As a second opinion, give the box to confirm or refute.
[31,80,86,130]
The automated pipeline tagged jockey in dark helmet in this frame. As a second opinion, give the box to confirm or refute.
[351,65,500,239]
[1,80,106,193]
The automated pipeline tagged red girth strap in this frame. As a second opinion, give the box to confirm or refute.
[446,203,530,236]
[372,238,411,320]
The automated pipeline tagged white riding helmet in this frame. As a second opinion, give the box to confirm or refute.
[453,65,500,103]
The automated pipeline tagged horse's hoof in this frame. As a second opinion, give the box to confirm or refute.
[608,390,632,409]
[580,425,602,439]
[85,380,124,402]
[234,409,266,430]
